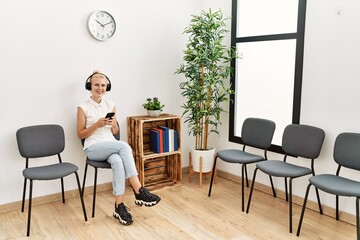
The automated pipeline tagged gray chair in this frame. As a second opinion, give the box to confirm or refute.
[16,124,87,237]
[81,122,120,218]
[297,132,360,239]
[208,117,276,212]
[246,124,325,233]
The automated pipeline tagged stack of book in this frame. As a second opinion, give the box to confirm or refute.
[149,126,178,153]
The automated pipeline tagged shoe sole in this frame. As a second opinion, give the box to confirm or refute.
[113,212,133,225]
[135,198,161,207]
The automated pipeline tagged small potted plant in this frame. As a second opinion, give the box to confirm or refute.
[142,97,165,117]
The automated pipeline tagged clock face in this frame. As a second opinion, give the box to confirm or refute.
[88,11,116,41]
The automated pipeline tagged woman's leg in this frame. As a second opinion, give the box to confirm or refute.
[114,195,124,205]
[107,154,132,225]
[107,153,126,197]
[86,141,142,191]
[85,140,160,206]
[129,176,142,194]
[113,141,141,188]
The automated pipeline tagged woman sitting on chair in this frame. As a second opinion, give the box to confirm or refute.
[77,71,160,226]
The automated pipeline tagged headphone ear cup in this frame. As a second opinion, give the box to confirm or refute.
[106,83,111,91]
[85,81,91,90]
[85,76,92,90]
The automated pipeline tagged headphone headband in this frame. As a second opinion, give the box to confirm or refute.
[85,72,112,91]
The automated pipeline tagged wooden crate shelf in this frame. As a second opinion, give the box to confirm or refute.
[127,114,182,190]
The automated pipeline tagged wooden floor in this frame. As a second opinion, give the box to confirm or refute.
[0,175,356,240]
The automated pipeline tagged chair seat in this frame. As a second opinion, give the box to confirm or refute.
[217,149,264,164]
[23,162,78,180]
[256,160,312,178]
[86,159,111,168]
[310,174,360,197]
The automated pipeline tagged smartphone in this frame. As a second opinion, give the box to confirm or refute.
[105,112,115,119]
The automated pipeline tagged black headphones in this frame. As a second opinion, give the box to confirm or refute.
[85,72,112,91]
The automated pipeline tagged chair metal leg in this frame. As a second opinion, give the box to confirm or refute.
[285,177,288,202]
[21,178,27,212]
[241,164,245,212]
[92,168,98,218]
[336,195,339,220]
[208,156,218,197]
[296,183,312,236]
[26,180,33,237]
[244,164,249,187]
[269,176,276,197]
[356,197,359,240]
[289,178,293,233]
[60,177,65,203]
[315,187,323,214]
[81,163,89,197]
[246,167,258,213]
[74,172,88,222]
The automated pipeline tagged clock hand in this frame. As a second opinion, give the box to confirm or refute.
[96,20,105,27]
[103,21,113,26]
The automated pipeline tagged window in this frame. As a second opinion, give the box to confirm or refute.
[229,0,307,153]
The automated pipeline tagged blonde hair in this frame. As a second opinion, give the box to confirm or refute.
[90,71,106,81]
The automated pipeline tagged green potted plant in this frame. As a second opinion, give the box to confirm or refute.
[142,97,165,117]
[175,9,239,173]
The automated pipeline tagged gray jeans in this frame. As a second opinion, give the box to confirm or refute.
[85,140,138,195]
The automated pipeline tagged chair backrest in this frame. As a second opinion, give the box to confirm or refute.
[334,132,360,171]
[241,118,276,149]
[16,124,65,158]
[282,124,325,159]
[113,122,120,140]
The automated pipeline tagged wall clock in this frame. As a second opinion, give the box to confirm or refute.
[87,10,116,41]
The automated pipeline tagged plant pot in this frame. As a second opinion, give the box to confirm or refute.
[147,110,161,117]
[191,146,216,173]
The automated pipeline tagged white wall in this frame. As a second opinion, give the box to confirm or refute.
[216,0,360,215]
[0,0,209,205]
[2,0,359,217]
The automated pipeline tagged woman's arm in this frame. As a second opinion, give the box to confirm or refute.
[77,107,102,140]
[110,107,119,136]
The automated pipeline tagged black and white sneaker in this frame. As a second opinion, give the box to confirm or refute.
[134,187,161,207]
[113,203,133,225]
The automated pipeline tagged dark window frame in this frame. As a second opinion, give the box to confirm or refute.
[229,0,307,153]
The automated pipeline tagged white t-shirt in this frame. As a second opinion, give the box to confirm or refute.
[78,97,116,150]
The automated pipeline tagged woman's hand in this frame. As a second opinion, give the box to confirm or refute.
[106,117,116,127]
[108,117,119,134]
[96,117,112,128]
